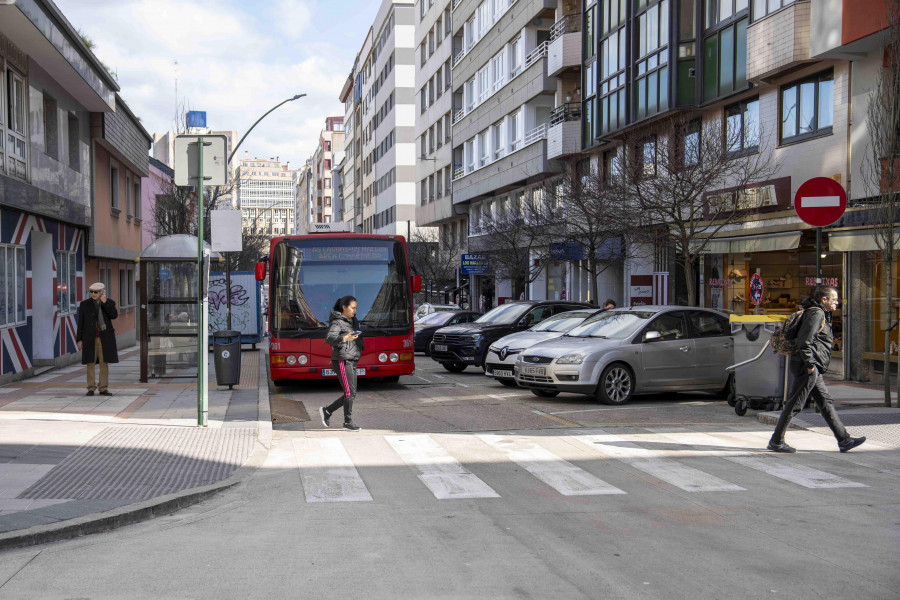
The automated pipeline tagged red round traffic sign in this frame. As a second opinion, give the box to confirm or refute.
[750,273,763,306]
[794,177,847,227]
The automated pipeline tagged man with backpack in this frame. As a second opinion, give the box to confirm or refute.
[768,285,866,453]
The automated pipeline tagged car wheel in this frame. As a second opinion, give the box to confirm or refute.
[531,389,559,398]
[442,362,467,373]
[424,345,431,357]
[721,374,736,405]
[272,379,288,387]
[498,378,517,387]
[596,363,634,405]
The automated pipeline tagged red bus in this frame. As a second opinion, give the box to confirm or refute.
[256,223,421,384]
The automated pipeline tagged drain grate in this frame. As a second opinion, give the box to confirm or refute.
[270,395,309,424]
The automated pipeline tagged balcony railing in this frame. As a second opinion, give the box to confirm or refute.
[453,166,465,180]
[549,102,582,126]
[524,41,549,70]
[524,123,548,146]
[550,14,581,42]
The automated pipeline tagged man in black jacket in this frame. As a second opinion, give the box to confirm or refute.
[768,285,865,453]
[75,282,119,396]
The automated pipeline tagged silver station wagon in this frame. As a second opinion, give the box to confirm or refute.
[514,306,734,404]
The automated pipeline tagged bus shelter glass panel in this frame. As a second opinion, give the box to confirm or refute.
[147,261,201,378]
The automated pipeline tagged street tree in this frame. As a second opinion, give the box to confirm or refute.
[407,229,460,304]
[604,112,778,306]
[475,192,551,300]
[862,0,900,407]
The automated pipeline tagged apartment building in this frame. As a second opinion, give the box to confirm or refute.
[415,0,463,246]
[303,117,345,231]
[293,159,313,234]
[235,157,295,237]
[339,45,369,231]
[450,0,577,303]
[353,0,420,236]
[0,0,124,381]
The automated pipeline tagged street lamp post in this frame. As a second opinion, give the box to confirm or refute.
[222,93,305,330]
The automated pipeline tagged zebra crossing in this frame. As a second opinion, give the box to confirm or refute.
[265,428,895,504]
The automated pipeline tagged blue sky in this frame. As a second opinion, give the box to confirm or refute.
[54,0,377,170]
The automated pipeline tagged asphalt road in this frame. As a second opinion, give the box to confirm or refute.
[1,356,898,600]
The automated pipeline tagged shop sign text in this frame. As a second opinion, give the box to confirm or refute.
[708,185,778,213]
[806,276,839,287]
[708,278,733,287]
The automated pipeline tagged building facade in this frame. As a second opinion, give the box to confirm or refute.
[0,2,122,381]
[235,157,295,237]
[297,117,345,233]
[141,157,175,249]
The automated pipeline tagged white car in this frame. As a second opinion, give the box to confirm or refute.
[414,303,461,321]
[485,309,604,386]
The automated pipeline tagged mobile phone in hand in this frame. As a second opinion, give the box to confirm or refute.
[354,330,362,335]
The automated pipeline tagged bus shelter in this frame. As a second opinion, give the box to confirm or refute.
[138,235,221,382]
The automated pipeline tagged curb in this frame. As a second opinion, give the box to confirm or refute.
[0,350,274,552]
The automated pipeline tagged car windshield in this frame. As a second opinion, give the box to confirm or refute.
[475,303,530,324]
[565,311,655,339]
[416,312,455,325]
[530,311,595,332]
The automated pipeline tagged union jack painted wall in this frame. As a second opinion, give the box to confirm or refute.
[0,208,84,376]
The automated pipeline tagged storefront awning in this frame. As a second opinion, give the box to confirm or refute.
[697,232,801,254]
[829,230,900,252]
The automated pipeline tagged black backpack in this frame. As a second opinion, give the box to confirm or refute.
[770,306,824,356]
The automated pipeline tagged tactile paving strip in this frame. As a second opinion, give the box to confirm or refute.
[18,426,256,500]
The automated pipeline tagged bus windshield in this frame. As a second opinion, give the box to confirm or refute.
[271,238,412,337]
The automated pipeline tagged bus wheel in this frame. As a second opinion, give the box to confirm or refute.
[272,379,288,387]
[382,375,400,383]
[442,362,466,373]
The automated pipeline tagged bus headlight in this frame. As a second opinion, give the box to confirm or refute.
[389,352,399,362]
[378,353,388,363]
[298,355,308,365]
[286,355,297,365]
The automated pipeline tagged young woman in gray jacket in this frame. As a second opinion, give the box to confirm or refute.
[319,295,363,431]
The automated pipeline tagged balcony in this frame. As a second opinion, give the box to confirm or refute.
[547,14,581,77]
[547,103,582,159]
[747,1,812,82]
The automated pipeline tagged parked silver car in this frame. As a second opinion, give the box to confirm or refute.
[514,306,733,404]
[485,309,605,386]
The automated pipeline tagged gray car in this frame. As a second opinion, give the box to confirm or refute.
[514,306,734,404]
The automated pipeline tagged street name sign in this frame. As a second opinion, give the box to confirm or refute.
[794,177,847,227]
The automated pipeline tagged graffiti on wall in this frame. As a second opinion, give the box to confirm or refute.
[208,272,260,338]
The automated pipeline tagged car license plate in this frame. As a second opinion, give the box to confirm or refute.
[494,369,514,378]
[322,368,366,376]
[434,344,448,352]
[524,366,546,376]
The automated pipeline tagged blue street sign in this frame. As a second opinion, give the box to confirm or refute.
[550,241,584,261]
[159,267,171,281]
[187,111,207,128]
[461,254,490,275]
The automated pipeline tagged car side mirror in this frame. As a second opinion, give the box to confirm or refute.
[643,331,662,342]
[410,274,422,293]
[255,261,266,281]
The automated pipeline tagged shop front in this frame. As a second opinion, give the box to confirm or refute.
[702,229,846,377]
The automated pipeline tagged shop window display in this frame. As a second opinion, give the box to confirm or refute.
[865,256,900,369]
[706,250,844,354]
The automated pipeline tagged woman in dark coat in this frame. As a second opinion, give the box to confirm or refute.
[75,282,119,396]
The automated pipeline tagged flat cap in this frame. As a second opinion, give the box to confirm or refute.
[88,282,105,291]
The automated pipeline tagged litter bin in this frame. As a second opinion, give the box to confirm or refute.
[213,330,242,389]
[726,315,794,416]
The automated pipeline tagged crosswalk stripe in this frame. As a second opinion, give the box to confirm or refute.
[572,431,745,492]
[476,434,626,496]
[724,454,868,489]
[292,438,373,502]
[385,435,499,499]
[645,429,759,456]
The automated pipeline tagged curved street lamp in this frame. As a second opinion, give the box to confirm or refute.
[228,93,306,163]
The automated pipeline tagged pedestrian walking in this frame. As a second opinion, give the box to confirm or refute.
[75,282,119,396]
[319,295,363,431]
[603,298,617,310]
[767,285,866,453]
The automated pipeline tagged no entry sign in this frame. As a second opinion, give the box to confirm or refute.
[794,177,847,227]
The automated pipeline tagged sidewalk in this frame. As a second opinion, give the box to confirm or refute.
[757,382,900,448]
[0,345,272,550]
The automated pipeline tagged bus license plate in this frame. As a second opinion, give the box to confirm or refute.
[433,344,448,352]
[322,368,366,376]
[493,369,513,378]
[524,366,545,376]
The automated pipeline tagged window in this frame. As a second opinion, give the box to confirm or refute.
[324,178,332,189]
[688,311,729,337]
[68,113,80,172]
[478,130,489,167]
[508,109,521,152]
[325,196,332,206]
[324,141,331,151]
[752,0,795,21]
[781,71,834,143]
[56,250,76,315]
[603,148,621,183]
[645,312,686,341]
[637,138,657,178]
[0,245,26,326]
[677,119,701,167]
[596,0,628,137]
[6,69,28,179]
[703,17,748,101]
[133,180,141,220]
[725,97,759,154]
[119,267,128,309]
[324,159,331,169]
[125,173,133,217]
[110,163,120,210]
[510,37,523,77]
[634,1,670,121]
[491,49,506,92]
[466,139,475,173]
[43,92,59,160]
[478,65,490,104]
[707,0,749,28]
[492,120,505,160]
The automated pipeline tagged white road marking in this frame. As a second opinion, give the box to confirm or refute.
[477,434,625,496]
[415,375,433,383]
[456,383,469,388]
[292,438,373,502]
[800,195,841,208]
[725,454,868,489]
[386,435,499,499]
[573,431,745,492]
